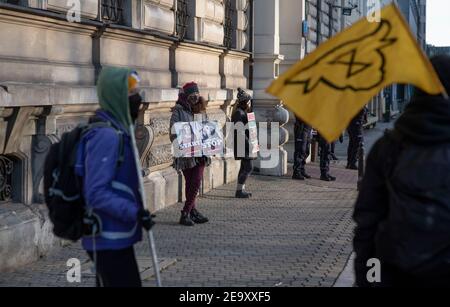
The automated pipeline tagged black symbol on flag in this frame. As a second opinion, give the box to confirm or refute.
[285,20,397,93]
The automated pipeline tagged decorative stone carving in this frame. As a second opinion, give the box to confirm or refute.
[148,143,173,167]
[136,124,155,169]
[234,0,249,50]
[2,107,35,155]
[149,115,171,137]
[135,104,155,169]
[31,134,58,204]
[274,104,289,146]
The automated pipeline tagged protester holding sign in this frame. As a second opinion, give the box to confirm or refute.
[170,82,210,226]
[232,88,256,199]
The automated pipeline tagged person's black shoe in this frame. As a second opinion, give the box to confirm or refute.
[330,153,339,161]
[235,190,252,198]
[180,211,195,226]
[346,164,358,170]
[320,174,336,182]
[301,172,312,179]
[190,209,209,224]
[292,173,305,180]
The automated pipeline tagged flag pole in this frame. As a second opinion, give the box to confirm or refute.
[129,124,162,287]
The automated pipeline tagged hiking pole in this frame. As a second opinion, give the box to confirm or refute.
[129,124,162,287]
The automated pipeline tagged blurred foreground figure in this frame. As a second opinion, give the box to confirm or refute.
[75,68,154,287]
[353,55,450,288]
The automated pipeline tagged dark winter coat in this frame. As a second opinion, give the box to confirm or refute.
[169,98,211,171]
[353,55,450,287]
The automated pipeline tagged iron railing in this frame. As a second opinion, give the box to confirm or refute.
[176,0,189,40]
[101,0,124,24]
[223,0,235,49]
[0,156,13,203]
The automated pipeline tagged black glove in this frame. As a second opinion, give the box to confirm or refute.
[137,209,155,231]
[339,134,344,143]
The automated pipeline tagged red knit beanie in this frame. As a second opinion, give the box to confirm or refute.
[183,82,199,96]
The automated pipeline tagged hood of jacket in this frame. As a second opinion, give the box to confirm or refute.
[395,55,450,145]
[97,66,133,134]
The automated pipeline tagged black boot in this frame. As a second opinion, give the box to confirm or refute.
[292,172,305,180]
[320,174,336,182]
[236,190,252,198]
[180,211,195,226]
[301,172,312,179]
[190,209,209,224]
[330,153,339,161]
[346,164,358,170]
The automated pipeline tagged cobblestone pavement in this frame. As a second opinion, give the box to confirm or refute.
[1,120,398,288]
[0,163,358,287]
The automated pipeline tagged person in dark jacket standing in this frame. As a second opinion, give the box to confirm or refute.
[347,106,368,170]
[170,82,210,226]
[353,55,450,288]
[292,117,312,180]
[232,88,255,198]
[75,67,154,287]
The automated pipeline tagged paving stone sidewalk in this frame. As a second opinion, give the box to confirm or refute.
[0,162,358,287]
[0,121,394,288]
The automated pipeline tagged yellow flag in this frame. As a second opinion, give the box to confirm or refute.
[266,4,446,143]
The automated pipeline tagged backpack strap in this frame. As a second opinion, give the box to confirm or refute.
[115,129,125,169]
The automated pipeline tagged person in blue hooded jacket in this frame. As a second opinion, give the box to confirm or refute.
[75,67,154,287]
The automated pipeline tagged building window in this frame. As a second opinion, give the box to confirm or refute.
[101,0,124,24]
[0,156,13,203]
[224,0,236,49]
[0,0,20,4]
[176,0,189,40]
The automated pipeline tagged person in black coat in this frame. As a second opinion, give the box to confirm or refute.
[232,88,255,198]
[353,55,450,287]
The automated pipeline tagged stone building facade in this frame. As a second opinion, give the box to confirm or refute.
[0,0,253,270]
[427,45,450,58]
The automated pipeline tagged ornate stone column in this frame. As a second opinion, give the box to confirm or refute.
[252,0,289,177]
[279,0,306,163]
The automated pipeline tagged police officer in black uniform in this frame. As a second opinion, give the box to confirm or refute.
[292,117,312,180]
[347,107,368,170]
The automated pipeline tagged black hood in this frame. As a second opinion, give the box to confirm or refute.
[395,55,450,145]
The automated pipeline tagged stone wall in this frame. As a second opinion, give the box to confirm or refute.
[0,1,251,271]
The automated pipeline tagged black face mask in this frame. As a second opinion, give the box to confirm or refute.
[129,93,143,121]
